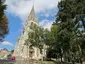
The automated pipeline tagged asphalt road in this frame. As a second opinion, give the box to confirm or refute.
[0,59,15,64]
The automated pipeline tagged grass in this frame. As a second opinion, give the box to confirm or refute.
[0,62,6,64]
[41,61,56,64]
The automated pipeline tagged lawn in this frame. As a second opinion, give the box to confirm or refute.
[0,62,6,64]
[41,61,56,64]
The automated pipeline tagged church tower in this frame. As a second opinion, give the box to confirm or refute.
[13,6,43,63]
[27,5,38,23]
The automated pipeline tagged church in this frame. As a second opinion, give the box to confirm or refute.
[13,6,47,63]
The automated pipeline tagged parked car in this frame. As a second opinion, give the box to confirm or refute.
[10,56,15,60]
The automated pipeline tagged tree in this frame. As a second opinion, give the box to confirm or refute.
[11,49,14,53]
[7,54,11,59]
[52,0,85,64]
[24,23,45,54]
[0,0,8,41]
[57,0,85,29]
[44,24,63,60]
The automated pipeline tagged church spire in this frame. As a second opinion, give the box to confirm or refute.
[27,5,38,23]
[27,0,38,24]
[26,0,39,25]
[28,0,35,18]
[28,5,35,18]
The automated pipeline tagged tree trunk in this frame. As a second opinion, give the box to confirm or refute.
[60,54,63,62]
[80,59,83,64]
[64,52,67,63]
[60,48,63,62]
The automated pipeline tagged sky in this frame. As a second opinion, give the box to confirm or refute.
[0,0,60,51]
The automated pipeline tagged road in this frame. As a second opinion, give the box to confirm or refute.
[0,59,15,64]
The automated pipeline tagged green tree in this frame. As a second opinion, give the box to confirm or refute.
[44,24,62,60]
[52,0,85,64]
[0,0,8,41]
[11,49,14,53]
[7,54,11,59]
[25,23,45,53]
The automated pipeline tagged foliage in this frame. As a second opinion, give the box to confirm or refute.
[24,1,85,64]
[11,49,14,53]
[41,61,55,64]
[57,0,85,29]
[7,54,11,59]
[25,23,45,53]
[0,0,8,41]
[48,0,85,63]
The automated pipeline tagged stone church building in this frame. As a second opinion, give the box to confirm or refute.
[13,6,46,62]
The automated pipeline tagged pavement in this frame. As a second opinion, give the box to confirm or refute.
[0,59,15,64]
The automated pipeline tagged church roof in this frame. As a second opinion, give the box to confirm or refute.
[27,6,38,23]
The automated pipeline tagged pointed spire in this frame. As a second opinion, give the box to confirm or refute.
[29,5,35,17]
[27,5,38,23]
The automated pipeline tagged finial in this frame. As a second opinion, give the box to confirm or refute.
[33,0,34,6]
[32,0,34,12]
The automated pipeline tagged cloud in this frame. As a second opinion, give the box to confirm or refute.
[0,41,14,46]
[5,0,60,21]
[5,0,61,30]
[39,19,54,30]
[34,0,60,12]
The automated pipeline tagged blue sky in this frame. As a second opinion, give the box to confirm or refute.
[0,0,60,51]
[0,12,22,50]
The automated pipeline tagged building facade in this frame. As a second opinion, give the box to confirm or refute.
[13,6,46,61]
